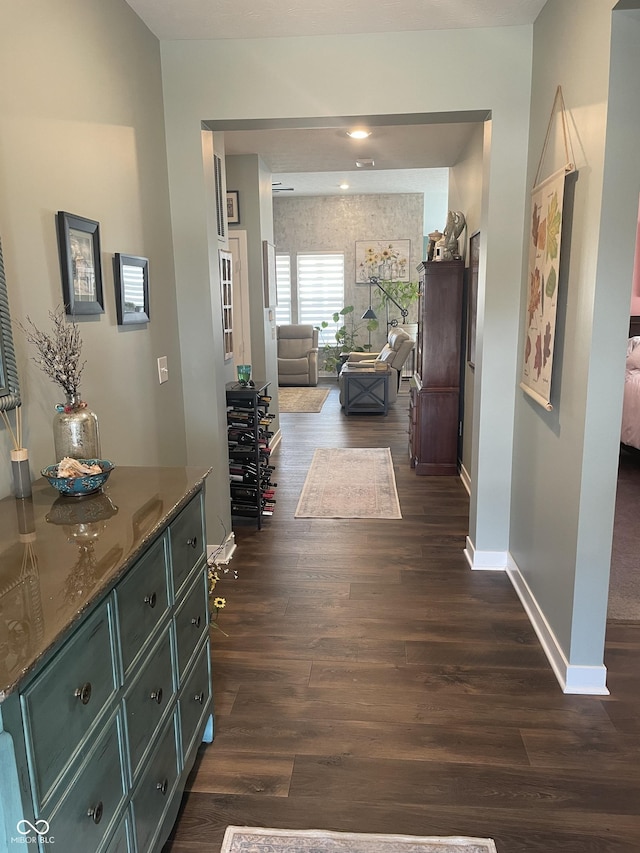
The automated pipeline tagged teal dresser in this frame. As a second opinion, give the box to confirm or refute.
[0,466,214,853]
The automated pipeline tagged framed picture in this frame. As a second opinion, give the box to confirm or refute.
[113,254,150,325]
[262,240,277,308]
[227,191,240,225]
[467,230,480,368]
[56,212,104,315]
[355,239,411,284]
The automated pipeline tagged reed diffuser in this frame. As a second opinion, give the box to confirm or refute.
[2,404,31,499]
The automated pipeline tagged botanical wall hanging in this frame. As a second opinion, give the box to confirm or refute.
[520,86,576,411]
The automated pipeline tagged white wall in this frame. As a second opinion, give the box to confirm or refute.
[448,124,485,484]
[508,0,636,691]
[0,0,186,499]
[160,26,534,583]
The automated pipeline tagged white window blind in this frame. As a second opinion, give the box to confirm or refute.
[275,254,291,325]
[297,253,344,345]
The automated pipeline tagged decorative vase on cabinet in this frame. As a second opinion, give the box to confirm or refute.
[53,393,101,460]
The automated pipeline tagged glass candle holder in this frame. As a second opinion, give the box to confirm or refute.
[237,364,252,384]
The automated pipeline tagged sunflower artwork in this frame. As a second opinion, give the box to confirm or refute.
[521,167,566,410]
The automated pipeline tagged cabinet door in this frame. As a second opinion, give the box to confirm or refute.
[116,536,169,675]
[174,569,208,682]
[44,712,126,853]
[131,713,179,853]
[22,600,118,808]
[169,494,205,595]
[124,628,176,779]
[414,389,460,475]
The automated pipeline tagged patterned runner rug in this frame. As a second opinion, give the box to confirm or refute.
[294,447,402,519]
[221,827,497,853]
[279,386,330,413]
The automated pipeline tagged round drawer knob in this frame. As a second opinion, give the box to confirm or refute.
[191,615,201,629]
[144,592,157,608]
[150,688,163,705]
[186,536,198,549]
[74,682,92,705]
[157,778,168,796]
[87,801,103,824]
[194,692,204,704]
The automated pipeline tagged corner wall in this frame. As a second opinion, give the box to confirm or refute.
[0,0,186,499]
[509,0,633,692]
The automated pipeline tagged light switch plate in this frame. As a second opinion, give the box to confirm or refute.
[157,356,168,384]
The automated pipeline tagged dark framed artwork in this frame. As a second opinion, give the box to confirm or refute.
[467,230,480,368]
[113,254,150,325]
[56,211,104,315]
[227,191,240,225]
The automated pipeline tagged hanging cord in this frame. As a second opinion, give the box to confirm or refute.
[533,85,576,188]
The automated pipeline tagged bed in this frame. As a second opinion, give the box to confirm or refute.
[621,319,640,450]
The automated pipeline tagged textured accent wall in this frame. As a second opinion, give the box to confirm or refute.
[274,193,424,352]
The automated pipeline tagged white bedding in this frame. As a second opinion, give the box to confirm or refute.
[621,336,640,449]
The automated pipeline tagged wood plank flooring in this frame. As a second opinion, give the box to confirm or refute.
[163,381,640,853]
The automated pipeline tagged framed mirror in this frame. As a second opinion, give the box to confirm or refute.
[113,254,150,326]
[0,237,22,412]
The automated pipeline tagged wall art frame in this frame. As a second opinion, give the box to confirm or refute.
[113,253,150,325]
[355,239,411,284]
[227,191,240,225]
[56,211,104,315]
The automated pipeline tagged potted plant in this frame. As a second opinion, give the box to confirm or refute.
[316,306,378,372]
[373,280,420,319]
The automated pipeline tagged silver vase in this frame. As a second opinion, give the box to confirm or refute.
[53,393,101,461]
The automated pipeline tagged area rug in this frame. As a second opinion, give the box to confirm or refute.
[279,387,331,413]
[221,827,497,853]
[294,447,402,519]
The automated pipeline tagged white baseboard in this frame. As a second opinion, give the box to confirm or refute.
[269,428,282,451]
[506,553,609,695]
[463,536,507,571]
[459,464,471,496]
[208,531,236,565]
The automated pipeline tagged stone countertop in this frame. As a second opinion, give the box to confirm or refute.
[0,465,211,700]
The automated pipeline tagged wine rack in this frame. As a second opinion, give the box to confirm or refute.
[226,381,276,529]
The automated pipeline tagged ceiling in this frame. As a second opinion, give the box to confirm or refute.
[124,0,548,42]
[125,0,547,197]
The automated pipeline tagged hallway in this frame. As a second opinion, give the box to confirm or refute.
[165,382,640,853]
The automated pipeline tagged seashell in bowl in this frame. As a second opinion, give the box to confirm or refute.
[41,459,115,497]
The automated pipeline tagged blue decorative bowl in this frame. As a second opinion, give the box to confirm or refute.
[41,459,115,497]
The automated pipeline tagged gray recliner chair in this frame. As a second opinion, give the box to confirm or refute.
[277,324,319,386]
[339,326,414,405]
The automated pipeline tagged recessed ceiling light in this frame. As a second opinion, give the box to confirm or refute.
[347,129,371,139]
[339,182,350,190]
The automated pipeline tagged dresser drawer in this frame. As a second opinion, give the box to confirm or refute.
[104,810,132,853]
[132,712,179,853]
[169,492,205,595]
[45,711,126,853]
[124,627,176,778]
[116,535,169,674]
[22,600,117,807]
[174,569,208,681]
[179,639,212,761]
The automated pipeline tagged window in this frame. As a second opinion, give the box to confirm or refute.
[297,253,344,345]
[275,254,291,325]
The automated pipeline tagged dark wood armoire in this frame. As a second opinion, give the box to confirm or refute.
[409,259,464,475]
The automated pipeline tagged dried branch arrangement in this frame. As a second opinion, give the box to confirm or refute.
[21,306,85,398]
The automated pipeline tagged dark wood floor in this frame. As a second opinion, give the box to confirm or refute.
[164,380,640,853]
